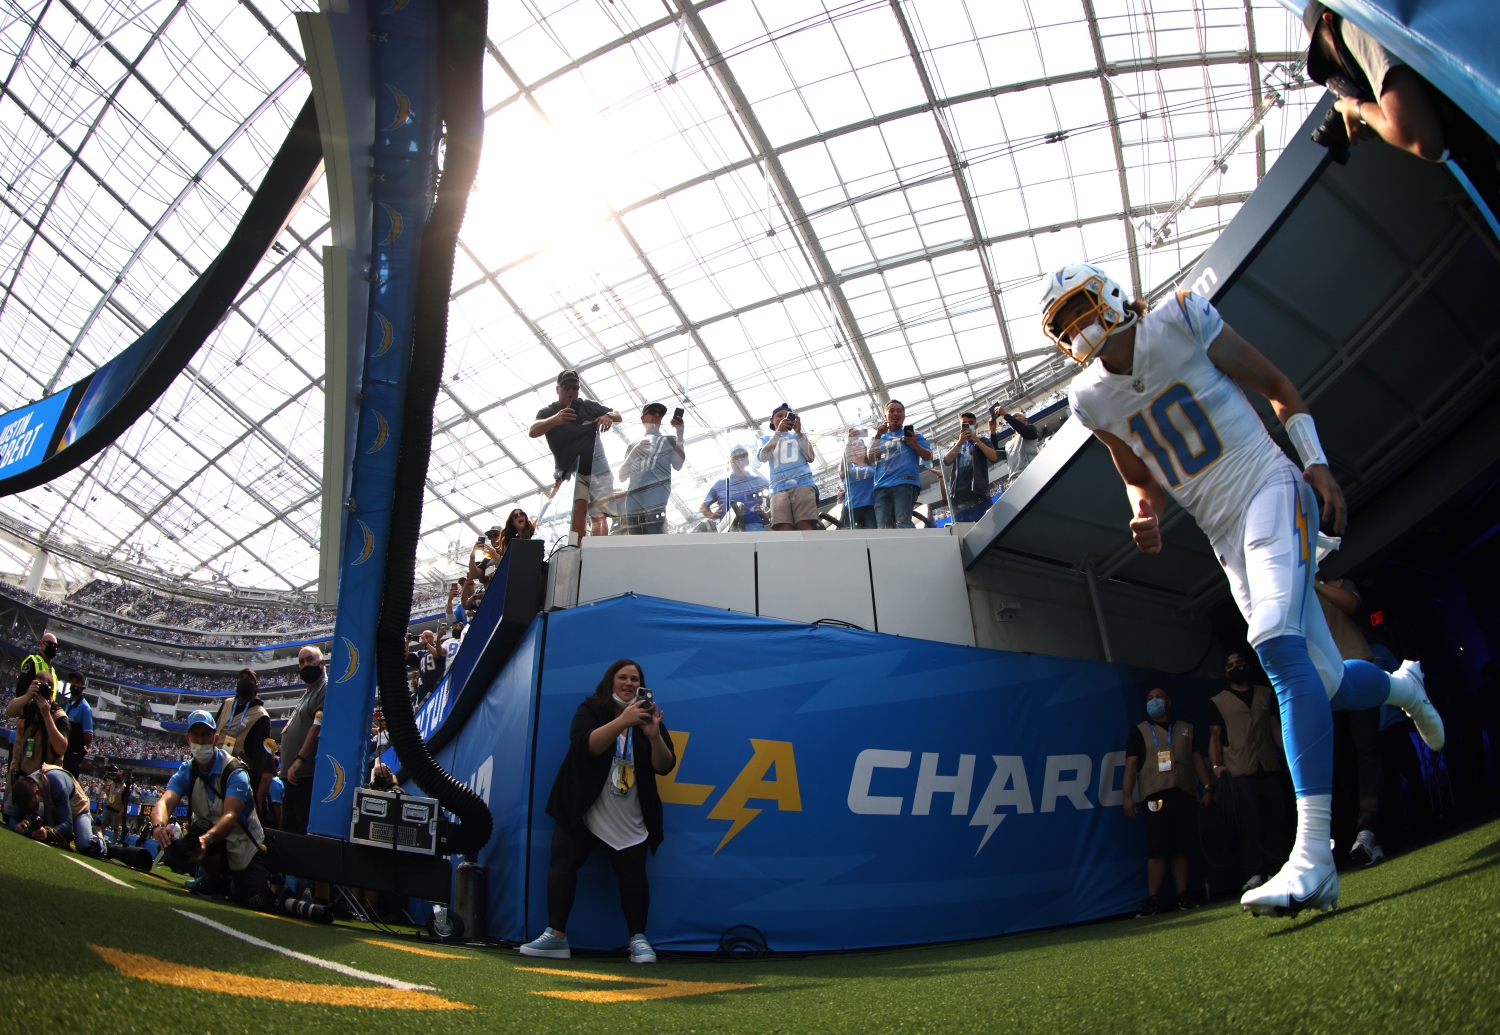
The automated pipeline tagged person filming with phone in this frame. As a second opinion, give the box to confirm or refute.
[867,399,932,528]
[943,411,999,523]
[758,403,818,531]
[521,659,676,965]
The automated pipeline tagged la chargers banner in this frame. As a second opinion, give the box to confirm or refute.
[433,594,1221,952]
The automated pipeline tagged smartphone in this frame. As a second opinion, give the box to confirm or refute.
[672,407,684,421]
[903,424,914,436]
[637,687,655,709]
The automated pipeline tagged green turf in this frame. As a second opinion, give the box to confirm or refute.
[7,819,1499,1034]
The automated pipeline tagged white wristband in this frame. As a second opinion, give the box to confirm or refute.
[1284,412,1327,469]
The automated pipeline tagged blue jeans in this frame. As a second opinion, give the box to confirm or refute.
[873,484,918,528]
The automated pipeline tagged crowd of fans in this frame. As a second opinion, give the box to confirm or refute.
[90,732,187,763]
[47,647,299,693]
[531,369,1063,538]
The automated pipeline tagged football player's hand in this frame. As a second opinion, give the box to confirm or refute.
[1130,498,1162,554]
[1304,463,1346,535]
[1123,797,1137,821]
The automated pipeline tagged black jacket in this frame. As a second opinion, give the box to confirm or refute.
[544,696,676,852]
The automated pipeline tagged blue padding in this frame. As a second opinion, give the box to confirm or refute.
[1330,659,1391,711]
[1255,634,1333,798]
[433,593,1234,952]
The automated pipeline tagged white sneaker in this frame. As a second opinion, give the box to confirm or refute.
[628,933,656,964]
[1348,829,1386,867]
[1241,855,1339,917]
[1392,661,1445,750]
[519,928,571,959]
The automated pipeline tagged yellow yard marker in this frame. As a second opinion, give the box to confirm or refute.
[516,965,757,1003]
[91,946,471,1010]
[356,938,473,959]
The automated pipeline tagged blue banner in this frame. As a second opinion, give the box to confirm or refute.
[310,0,440,837]
[434,594,1224,952]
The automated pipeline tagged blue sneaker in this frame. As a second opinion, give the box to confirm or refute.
[629,933,656,964]
[519,928,570,959]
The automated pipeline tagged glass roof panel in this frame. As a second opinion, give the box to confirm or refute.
[0,0,1324,592]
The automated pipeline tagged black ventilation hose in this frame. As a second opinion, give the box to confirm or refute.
[376,0,491,860]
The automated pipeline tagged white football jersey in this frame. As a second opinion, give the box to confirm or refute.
[1068,291,1295,547]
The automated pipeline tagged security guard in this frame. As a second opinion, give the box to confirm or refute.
[150,710,274,911]
[1209,652,1292,892]
[1124,687,1212,915]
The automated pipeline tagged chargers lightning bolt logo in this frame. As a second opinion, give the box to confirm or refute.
[373,313,393,356]
[705,740,801,852]
[322,757,346,802]
[1295,491,1310,567]
[384,85,412,131]
[337,638,359,683]
[367,411,388,453]
[352,520,374,564]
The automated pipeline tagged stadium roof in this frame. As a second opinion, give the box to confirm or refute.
[0,0,1322,596]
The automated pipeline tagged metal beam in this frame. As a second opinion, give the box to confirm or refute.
[888,0,1018,387]
[1081,0,1142,295]
[675,0,889,406]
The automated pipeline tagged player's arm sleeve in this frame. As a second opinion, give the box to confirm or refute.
[1125,726,1145,761]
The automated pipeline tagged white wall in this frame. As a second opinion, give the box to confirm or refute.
[575,529,975,646]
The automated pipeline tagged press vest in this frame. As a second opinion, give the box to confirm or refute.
[186,751,265,872]
[37,763,90,821]
[1210,686,1283,777]
[1136,720,1197,798]
[1318,597,1375,663]
[215,695,270,761]
[21,654,55,698]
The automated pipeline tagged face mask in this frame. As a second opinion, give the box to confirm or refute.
[236,679,256,696]
[1146,698,1168,719]
[1228,665,1250,684]
[189,742,216,764]
[41,643,56,659]
[1070,321,1108,361]
[612,691,637,708]
[299,665,323,685]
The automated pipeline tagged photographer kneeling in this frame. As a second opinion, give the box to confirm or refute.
[9,766,152,871]
[521,659,675,964]
[151,710,327,922]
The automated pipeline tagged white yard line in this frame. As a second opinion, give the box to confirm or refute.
[62,853,133,887]
[172,909,435,991]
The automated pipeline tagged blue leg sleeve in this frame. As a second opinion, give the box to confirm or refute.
[1255,634,1334,798]
[1329,659,1391,711]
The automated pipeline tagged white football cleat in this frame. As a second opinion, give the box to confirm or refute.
[1241,855,1339,917]
[1393,661,1445,751]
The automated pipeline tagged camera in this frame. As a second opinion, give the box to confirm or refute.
[1309,74,1365,166]
[161,817,215,875]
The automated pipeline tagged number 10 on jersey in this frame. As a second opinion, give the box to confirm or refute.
[1126,382,1223,487]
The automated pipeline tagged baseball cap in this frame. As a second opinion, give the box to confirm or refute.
[729,445,750,457]
[556,368,580,385]
[186,709,216,731]
[642,402,667,418]
[769,402,791,428]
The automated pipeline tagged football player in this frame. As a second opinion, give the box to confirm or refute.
[1041,263,1443,916]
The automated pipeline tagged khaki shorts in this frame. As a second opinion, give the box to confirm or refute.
[769,484,818,526]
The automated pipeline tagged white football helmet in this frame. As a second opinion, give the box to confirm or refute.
[1039,263,1138,364]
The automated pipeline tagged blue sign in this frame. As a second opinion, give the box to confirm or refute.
[433,594,1222,952]
[0,391,70,479]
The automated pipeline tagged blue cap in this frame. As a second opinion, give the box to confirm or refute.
[187,708,216,731]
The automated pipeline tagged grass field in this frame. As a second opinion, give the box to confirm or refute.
[8,819,1499,1034]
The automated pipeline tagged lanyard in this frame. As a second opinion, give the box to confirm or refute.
[228,699,252,737]
[1148,722,1175,753]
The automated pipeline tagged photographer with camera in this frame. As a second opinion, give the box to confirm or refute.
[5,646,68,819]
[521,659,676,964]
[867,399,932,529]
[150,709,318,918]
[1302,3,1498,216]
[943,411,999,523]
[215,668,273,805]
[758,403,818,532]
[9,765,152,871]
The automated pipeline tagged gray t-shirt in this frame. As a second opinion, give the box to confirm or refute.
[1342,19,1405,96]
[280,678,326,764]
